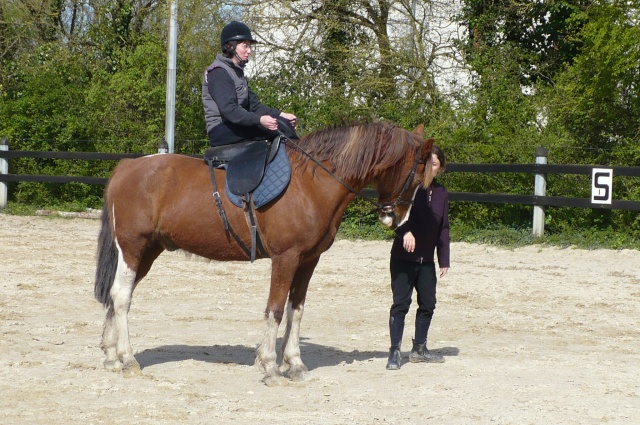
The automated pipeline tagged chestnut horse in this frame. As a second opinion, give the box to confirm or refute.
[94,122,433,386]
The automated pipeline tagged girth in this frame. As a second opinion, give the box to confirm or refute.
[204,137,282,262]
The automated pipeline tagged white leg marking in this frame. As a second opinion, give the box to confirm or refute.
[101,306,120,369]
[111,237,137,369]
[282,301,308,381]
[101,204,141,376]
[255,311,280,375]
[282,301,304,367]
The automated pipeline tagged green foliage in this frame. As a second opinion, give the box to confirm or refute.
[549,3,640,154]
[1,0,640,246]
[451,222,536,248]
[461,0,589,85]
[86,39,167,152]
[1,202,38,216]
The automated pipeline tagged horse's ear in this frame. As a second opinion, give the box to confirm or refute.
[412,124,425,137]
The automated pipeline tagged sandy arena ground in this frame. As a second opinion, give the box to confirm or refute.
[1,214,638,424]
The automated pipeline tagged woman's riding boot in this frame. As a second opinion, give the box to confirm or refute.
[409,339,445,363]
[386,345,402,370]
[387,315,404,370]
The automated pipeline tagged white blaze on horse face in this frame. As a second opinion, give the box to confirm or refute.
[395,185,421,228]
[378,185,420,228]
[379,214,394,228]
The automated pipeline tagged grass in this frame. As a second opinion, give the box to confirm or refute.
[337,222,640,250]
[2,202,38,215]
[1,201,93,216]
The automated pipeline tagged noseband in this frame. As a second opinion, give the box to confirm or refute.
[282,135,423,215]
[376,151,424,216]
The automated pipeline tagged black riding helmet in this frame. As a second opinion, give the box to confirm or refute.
[220,21,258,47]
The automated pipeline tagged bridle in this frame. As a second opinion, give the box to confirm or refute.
[282,135,424,215]
[376,152,425,216]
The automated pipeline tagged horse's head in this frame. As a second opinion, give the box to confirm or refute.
[376,125,434,229]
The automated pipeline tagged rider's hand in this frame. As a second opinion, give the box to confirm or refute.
[260,115,278,131]
[279,112,297,128]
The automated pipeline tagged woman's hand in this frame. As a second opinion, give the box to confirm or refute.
[279,112,297,127]
[402,232,415,253]
[439,267,449,278]
[260,115,278,131]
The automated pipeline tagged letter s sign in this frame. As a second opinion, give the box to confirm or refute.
[591,168,613,205]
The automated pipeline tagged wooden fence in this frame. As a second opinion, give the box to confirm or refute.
[2,140,640,236]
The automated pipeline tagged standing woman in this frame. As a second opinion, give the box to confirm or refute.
[202,21,298,146]
[386,146,450,370]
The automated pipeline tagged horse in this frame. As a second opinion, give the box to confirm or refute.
[94,121,434,386]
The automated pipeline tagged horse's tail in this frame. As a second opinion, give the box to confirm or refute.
[94,197,117,307]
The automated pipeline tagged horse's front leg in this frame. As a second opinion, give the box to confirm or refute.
[281,257,319,382]
[255,253,299,386]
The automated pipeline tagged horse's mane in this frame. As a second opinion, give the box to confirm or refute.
[288,121,421,181]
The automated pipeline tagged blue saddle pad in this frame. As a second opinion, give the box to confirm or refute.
[225,144,291,208]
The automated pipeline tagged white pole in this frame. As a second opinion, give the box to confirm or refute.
[0,138,8,208]
[532,147,548,237]
[164,0,178,154]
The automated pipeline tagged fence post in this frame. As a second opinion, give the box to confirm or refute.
[158,138,169,154]
[532,147,548,237]
[0,137,8,208]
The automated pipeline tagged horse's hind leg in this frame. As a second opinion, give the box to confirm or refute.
[100,251,139,376]
[281,257,319,382]
[101,305,120,370]
[102,243,163,376]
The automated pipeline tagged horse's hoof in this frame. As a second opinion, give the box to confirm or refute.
[122,360,142,378]
[288,365,310,382]
[103,359,123,371]
[262,374,289,387]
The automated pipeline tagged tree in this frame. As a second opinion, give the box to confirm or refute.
[229,0,464,128]
[551,2,640,153]
[460,0,590,86]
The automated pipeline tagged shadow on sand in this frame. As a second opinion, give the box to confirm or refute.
[135,339,459,371]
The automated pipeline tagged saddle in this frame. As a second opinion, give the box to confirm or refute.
[203,136,287,263]
[204,136,282,195]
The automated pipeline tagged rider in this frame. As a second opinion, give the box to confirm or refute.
[202,21,298,146]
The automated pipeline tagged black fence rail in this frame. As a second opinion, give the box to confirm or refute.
[2,147,640,220]
[444,163,640,211]
[0,150,146,184]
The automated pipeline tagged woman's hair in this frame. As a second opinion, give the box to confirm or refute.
[432,145,446,173]
[221,41,239,58]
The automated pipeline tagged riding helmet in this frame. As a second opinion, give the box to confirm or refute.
[220,21,257,47]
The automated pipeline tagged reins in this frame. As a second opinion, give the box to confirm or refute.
[281,134,360,195]
[280,131,424,213]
